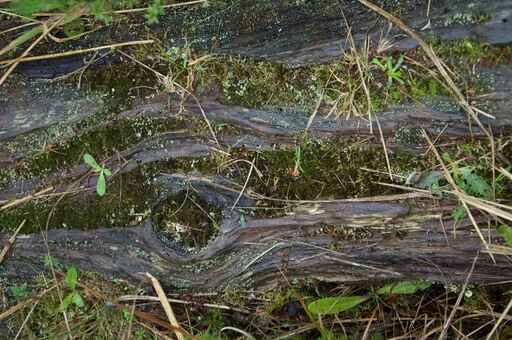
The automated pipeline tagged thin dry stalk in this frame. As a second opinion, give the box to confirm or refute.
[118,295,250,314]
[0,17,63,86]
[0,219,26,264]
[231,158,256,210]
[438,254,478,340]
[146,273,185,340]
[0,186,54,211]
[422,130,495,261]
[220,327,256,340]
[0,39,154,66]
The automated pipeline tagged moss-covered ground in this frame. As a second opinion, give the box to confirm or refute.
[1,3,512,337]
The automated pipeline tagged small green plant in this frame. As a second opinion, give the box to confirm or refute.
[442,152,493,221]
[372,55,405,86]
[145,0,164,24]
[83,153,112,196]
[43,255,63,270]
[9,283,29,299]
[61,266,86,311]
[307,280,431,316]
[498,225,512,246]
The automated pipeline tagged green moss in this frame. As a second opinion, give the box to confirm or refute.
[153,191,222,250]
[0,116,187,189]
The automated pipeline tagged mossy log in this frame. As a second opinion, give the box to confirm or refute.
[2,172,511,290]
[5,0,512,78]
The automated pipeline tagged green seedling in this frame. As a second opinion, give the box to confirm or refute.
[83,153,112,196]
[372,55,405,86]
[61,266,86,311]
[10,283,29,299]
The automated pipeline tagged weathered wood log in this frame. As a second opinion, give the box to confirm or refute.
[2,65,512,200]
[1,173,509,291]
[5,0,512,78]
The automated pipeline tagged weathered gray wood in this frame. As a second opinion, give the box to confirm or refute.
[1,173,509,291]
[6,0,512,78]
[0,75,102,141]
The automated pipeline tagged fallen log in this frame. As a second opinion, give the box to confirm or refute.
[5,0,512,78]
[1,173,510,291]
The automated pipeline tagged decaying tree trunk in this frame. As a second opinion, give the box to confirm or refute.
[6,0,512,78]
[2,172,511,290]
[1,78,512,289]
[1,0,512,292]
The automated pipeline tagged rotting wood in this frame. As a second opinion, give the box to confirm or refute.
[4,0,512,78]
[1,172,510,290]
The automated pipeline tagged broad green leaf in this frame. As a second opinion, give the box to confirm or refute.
[61,293,74,311]
[377,280,431,295]
[65,266,78,290]
[0,25,43,56]
[308,296,368,316]
[10,0,66,16]
[498,225,512,247]
[71,292,85,308]
[97,172,106,196]
[83,153,101,172]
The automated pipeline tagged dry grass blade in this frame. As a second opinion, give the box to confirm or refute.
[0,17,63,86]
[498,167,512,181]
[231,158,256,210]
[485,296,512,340]
[0,186,54,211]
[118,295,250,314]
[220,326,256,340]
[0,40,155,66]
[0,24,44,56]
[0,219,26,264]
[146,273,185,340]
[438,254,478,340]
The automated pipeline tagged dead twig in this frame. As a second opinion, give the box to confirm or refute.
[0,220,26,264]
[0,186,54,211]
[146,273,186,340]
[0,39,155,66]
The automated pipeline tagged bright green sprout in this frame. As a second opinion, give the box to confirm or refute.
[372,55,405,86]
[61,266,86,311]
[83,153,112,196]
